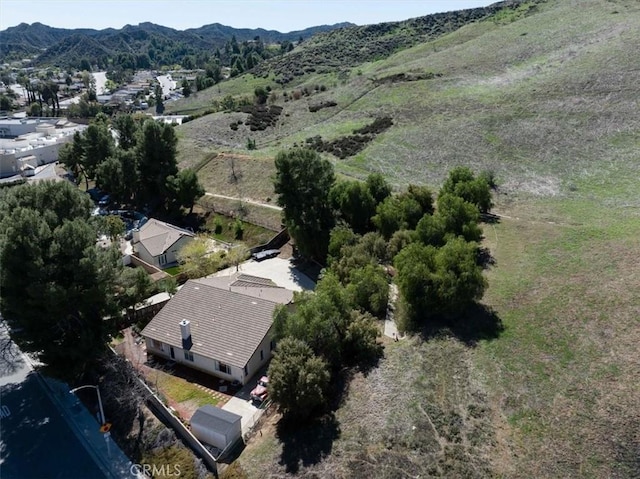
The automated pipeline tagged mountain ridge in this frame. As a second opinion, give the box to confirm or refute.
[0,20,355,67]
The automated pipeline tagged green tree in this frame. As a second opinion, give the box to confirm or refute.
[254,86,268,105]
[136,119,178,208]
[327,225,359,264]
[436,193,482,243]
[82,116,115,180]
[95,149,139,205]
[267,338,330,421]
[274,273,350,367]
[415,214,446,247]
[181,78,191,98]
[274,148,335,262]
[58,132,88,187]
[329,232,386,284]
[366,173,392,205]
[0,182,124,379]
[154,83,164,114]
[112,114,139,150]
[28,102,41,116]
[346,264,389,318]
[0,94,14,111]
[96,156,125,202]
[329,179,376,234]
[166,168,205,214]
[394,238,486,330]
[117,267,155,314]
[176,236,219,278]
[344,310,382,365]
[101,215,126,240]
[440,166,493,213]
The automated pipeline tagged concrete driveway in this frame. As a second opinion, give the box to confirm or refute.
[212,257,316,292]
[221,379,265,436]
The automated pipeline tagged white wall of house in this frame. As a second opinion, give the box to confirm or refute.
[135,234,192,269]
[162,235,192,267]
[135,242,156,267]
[244,326,275,381]
[145,337,252,384]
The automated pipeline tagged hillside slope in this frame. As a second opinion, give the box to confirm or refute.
[174,0,640,203]
[175,2,640,478]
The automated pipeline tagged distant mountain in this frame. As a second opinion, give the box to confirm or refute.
[0,21,354,68]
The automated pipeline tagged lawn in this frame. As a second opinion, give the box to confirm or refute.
[163,265,182,276]
[150,368,218,408]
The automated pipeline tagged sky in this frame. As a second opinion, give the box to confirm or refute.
[0,1,495,32]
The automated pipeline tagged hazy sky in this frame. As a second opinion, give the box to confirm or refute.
[1,1,495,32]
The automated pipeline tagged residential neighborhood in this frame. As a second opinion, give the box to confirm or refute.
[2,1,639,478]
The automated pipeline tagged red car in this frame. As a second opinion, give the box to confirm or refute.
[250,376,269,402]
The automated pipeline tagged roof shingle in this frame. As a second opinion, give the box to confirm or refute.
[141,276,293,368]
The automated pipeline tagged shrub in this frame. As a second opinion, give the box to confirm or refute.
[214,218,223,234]
[234,219,244,240]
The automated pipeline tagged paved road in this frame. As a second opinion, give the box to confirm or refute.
[156,75,176,99]
[92,72,108,95]
[0,323,134,479]
[203,192,283,211]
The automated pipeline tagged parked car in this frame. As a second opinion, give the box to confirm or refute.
[250,376,269,402]
[252,249,279,262]
[98,194,111,207]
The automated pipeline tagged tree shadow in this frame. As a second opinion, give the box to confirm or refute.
[276,413,341,474]
[477,246,497,269]
[419,303,504,347]
[481,212,501,224]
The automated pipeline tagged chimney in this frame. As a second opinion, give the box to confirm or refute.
[180,319,192,350]
[132,228,140,243]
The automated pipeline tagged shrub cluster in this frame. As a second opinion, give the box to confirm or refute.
[305,116,393,158]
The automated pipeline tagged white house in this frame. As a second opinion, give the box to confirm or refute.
[141,273,294,384]
[132,218,194,269]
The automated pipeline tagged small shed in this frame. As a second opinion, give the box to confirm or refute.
[190,405,242,451]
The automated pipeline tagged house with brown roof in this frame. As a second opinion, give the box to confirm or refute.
[132,218,194,269]
[141,273,294,384]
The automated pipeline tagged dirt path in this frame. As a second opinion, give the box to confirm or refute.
[203,192,283,211]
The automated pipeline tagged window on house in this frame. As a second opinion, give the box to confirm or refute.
[218,362,231,374]
[270,340,275,351]
[159,253,167,265]
[184,351,194,362]
[260,350,264,361]
[244,365,248,376]
[151,339,164,351]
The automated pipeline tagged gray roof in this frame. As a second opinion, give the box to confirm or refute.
[141,276,293,368]
[196,273,294,304]
[190,405,241,433]
[135,218,194,256]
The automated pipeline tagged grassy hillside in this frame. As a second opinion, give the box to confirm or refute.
[173,0,640,199]
[174,1,640,477]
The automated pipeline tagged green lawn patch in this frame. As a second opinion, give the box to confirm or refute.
[152,369,217,408]
[163,266,182,276]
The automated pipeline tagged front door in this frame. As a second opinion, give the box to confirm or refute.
[170,346,175,359]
